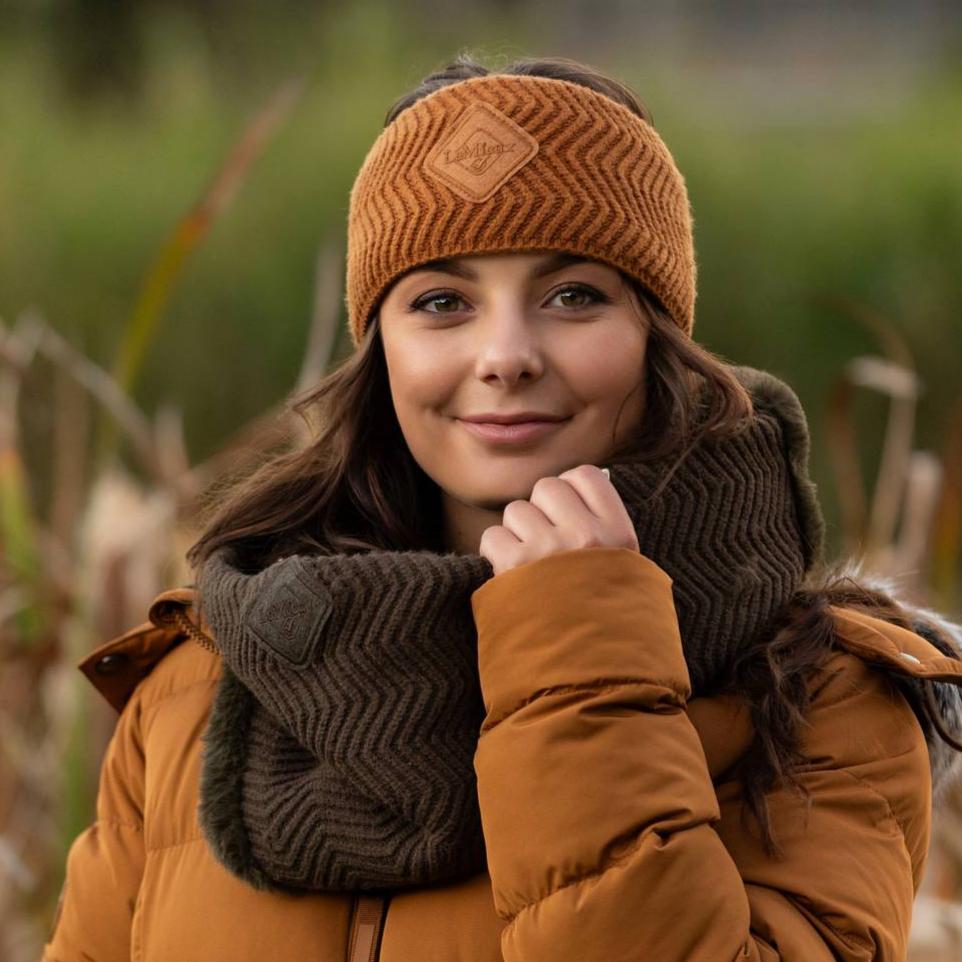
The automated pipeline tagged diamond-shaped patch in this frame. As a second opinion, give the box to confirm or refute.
[424,101,539,203]
[245,560,333,668]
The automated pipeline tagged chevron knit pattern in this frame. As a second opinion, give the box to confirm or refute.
[345,73,697,346]
[196,365,826,894]
[199,550,492,892]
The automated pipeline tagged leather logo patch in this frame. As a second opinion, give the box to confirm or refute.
[245,560,333,668]
[424,102,539,203]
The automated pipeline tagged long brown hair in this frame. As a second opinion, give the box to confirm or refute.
[186,53,951,855]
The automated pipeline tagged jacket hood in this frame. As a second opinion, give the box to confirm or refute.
[822,557,962,801]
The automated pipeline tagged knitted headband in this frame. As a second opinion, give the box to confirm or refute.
[344,72,697,348]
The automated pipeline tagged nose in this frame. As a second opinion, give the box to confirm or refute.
[473,302,545,387]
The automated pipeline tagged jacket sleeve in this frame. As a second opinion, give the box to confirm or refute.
[42,686,148,962]
[470,546,930,962]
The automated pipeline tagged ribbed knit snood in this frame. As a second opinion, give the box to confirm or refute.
[196,364,825,894]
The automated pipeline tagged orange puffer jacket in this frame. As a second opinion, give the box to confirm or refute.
[43,547,962,962]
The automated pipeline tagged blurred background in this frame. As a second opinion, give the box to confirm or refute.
[1,1,961,959]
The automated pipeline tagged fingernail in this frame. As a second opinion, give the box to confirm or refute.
[601,467,610,478]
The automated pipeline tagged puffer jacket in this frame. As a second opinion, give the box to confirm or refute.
[42,547,962,962]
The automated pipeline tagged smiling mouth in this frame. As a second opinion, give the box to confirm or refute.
[456,417,570,445]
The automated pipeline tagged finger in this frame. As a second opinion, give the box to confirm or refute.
[500,498,556,541]
[526,475,598,527]
[478,524,522,571]
[556,464,625,522]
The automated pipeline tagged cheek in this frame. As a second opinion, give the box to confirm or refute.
[382,334,460,423]
[563,323,647,404]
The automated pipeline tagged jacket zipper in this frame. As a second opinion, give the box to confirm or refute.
[347,895,388,962]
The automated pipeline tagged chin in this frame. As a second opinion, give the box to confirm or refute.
[451,461,568,509]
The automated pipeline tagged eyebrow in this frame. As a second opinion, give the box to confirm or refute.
[410,252,592,282]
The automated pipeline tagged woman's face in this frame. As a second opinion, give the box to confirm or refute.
[378,251,650,512]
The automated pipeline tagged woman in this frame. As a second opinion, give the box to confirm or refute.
[45,54,962,962]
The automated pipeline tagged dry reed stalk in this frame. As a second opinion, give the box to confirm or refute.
[932,396,962,608]
[98,78,305,468]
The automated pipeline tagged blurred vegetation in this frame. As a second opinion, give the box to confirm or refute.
[1,3,961,959]
[1,3,960,541]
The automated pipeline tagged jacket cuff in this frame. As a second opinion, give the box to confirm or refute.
[470,547,690,727]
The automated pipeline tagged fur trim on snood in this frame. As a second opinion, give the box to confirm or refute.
[813,556,962,804]
[198,669,277,892]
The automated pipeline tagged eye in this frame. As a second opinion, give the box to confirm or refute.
[410,290,467,314]
[409,283,610,315]
[548,284,610,310]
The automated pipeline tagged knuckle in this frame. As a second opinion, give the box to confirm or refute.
[574,525,602,549]
[479,524,503,547]
[503,499,527,520]
[532,476,562,497]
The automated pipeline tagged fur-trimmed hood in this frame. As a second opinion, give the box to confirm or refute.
[823,558,962,801]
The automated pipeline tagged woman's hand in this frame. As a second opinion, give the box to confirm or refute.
[479,464,640,576]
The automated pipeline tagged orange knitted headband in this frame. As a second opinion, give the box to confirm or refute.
[344,73,697,348]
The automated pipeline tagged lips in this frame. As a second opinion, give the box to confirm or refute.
[459,412,567,424]
[456,417,570,445]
